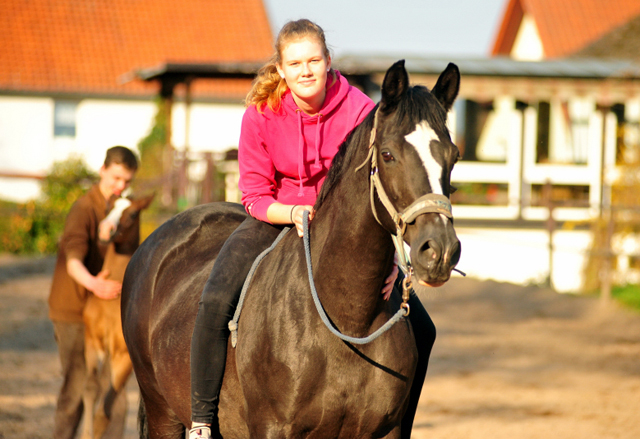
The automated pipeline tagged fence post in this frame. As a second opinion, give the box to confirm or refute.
[600,207,615,304]
[201,152,215,204]
[543,180,555,289]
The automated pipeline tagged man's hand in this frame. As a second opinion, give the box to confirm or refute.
[89,270,122,300]
[98,219,116,242]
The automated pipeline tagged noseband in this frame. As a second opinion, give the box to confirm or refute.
[355,109,454,309]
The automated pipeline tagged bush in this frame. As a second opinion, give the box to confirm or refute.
[612,284,640,312]
[0,157,97,254]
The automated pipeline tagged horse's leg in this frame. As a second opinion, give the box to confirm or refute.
[382,425,402,439]
[139,386,186,439]
[80,338,101,439]
[93,349,132,438]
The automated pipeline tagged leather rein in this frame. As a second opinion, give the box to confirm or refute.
[230,109,457,347]
[355,108,454,314]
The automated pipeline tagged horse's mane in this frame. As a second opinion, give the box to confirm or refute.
[314,104,377,208]
[314,84,449,209]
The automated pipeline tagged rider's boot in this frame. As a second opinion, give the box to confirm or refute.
[188,423,211,439]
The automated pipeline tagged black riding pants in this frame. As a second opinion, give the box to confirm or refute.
[191,216,283,424]
[401,290,436,439]
[190,216,436,436]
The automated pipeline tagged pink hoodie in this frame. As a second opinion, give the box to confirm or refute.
[239,71,375,222]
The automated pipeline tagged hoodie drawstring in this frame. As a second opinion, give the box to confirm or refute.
[295,110,324,197]
[296,110,305,197]
[314,114,323,170]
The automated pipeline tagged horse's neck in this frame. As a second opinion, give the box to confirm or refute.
[112,219,140,256]
[309,153,395,334]
[106,220,139,281]
[103,243,131,282]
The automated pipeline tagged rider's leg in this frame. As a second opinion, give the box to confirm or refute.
[190,216,283,434]
[401,292,436,438]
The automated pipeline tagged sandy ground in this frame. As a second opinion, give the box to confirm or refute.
[1,254,639,439]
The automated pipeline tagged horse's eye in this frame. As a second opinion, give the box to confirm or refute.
[381,151,394,162]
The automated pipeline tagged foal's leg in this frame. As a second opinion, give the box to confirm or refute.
[94,354,130,439]
[80,339,101,439]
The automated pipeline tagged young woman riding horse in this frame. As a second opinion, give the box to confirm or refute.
[189,19,435,439]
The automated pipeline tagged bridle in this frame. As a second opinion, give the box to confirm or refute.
[231,109,458,347]
[355,108,454,312]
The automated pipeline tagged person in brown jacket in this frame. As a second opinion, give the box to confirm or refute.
[48,146,138,439]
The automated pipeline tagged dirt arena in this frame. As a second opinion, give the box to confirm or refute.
[1,254,639,439]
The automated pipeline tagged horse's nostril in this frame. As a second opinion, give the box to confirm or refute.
[420,240,440,262]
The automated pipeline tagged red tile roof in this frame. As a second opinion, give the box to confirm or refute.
[491,0,640,59]
[0,0,273,98]
[576,12,640,60]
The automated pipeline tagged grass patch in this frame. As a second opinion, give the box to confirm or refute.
[612,284,640,312]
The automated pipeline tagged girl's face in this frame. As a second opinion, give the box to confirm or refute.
[277,37,331,115]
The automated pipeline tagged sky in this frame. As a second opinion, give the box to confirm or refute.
[263,0,507,59]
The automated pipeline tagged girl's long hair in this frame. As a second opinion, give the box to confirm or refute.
[245,19,335,113]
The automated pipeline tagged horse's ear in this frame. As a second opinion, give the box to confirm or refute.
[134,193,155,210]
[431,63,460,112]
[379,60,409,113]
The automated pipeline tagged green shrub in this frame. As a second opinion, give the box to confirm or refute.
[612,284,640,312]
[0,157,97,254]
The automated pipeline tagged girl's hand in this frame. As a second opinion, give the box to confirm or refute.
[291,205,315,237]
[381,264,399,300]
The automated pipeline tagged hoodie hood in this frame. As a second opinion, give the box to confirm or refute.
[281,70,351,118]
[281,71,351,195]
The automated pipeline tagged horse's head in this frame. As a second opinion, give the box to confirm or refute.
[112,194,154,241]
[372,60,461,287]
[101,194,155,252]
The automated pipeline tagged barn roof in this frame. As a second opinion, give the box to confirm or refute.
[335,55,640,80]
[575,12,640,61]
[0,0,273,99]
[491,0,640,59]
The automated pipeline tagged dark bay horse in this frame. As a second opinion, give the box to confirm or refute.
[82,194,154,439]
[122,60,461,439]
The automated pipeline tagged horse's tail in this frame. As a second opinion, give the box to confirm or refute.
[137,397,149,439]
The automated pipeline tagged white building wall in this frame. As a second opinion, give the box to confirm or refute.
[457,227,592,293]
[171,102,246,153]
[0,96,246,202]
[510,14,544,61]
[0,97,54,201]
[75,100,157,169]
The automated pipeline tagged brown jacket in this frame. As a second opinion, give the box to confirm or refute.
[48,184,109,323]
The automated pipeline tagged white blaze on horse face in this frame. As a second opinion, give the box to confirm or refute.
[405,120,448,224]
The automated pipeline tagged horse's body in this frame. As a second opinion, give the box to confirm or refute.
[122,61,461,439]
[81,194,154,439]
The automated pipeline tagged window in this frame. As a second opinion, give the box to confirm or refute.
[459,99,494,162]
[54,101,78,137]
[535,101,550,163]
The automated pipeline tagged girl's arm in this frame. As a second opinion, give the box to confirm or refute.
[267,203,315,237]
